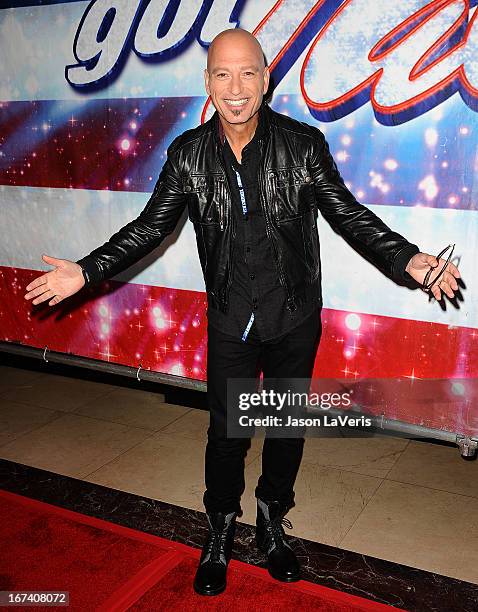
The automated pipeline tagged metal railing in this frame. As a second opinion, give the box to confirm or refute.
[1,341,476,457]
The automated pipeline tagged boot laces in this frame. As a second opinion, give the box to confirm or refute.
[267,516,293,548]
[205,523,230,564]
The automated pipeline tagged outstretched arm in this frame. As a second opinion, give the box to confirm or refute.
[24,137,187,306]
[75,137,187,286]
[308,128,460,299]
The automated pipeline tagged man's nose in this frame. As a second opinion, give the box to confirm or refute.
[230,74,242,96]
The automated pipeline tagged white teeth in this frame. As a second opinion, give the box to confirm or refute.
[224,99,248,106]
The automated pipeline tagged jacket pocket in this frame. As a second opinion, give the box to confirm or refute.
[185,173,225,225]
[274,214,309,292]
[268,166,314,223]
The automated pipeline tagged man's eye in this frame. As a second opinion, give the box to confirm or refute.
[244,72,255,76]
[216,73,227,78]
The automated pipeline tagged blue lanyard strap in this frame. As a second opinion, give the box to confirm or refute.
[233,167,248,215]
[241,312,255,341]
[232,165,255,342]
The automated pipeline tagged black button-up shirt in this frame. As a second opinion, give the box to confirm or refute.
[207,105,321,342]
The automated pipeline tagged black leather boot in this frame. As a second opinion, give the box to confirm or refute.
[255,498,300,582]
[193,511,237,596]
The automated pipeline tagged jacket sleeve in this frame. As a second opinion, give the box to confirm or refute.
[76,137,187,287]
[308,127,420,282]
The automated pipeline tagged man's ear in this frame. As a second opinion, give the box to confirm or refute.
[263,66,270,94]
[204,68,210,96]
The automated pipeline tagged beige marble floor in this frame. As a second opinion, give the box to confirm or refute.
[0,364,477,584]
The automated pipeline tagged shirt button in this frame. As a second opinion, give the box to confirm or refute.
[250,274,255,280]
[253,304,258,310]
[304,175,312,183]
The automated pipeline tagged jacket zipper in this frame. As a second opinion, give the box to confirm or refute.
[223,211,235,313]
[219,186,224,231]
[214,141,234,311]
[270,171,280,220]
[259,146,297,312]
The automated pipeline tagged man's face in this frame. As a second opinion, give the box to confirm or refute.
[204,35,270,125]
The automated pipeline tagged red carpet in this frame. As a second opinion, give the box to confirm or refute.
[0,489,404,611]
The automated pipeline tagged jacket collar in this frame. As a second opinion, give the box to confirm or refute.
[213,99,271,148]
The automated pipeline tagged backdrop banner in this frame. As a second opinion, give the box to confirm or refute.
[1,0,477,435]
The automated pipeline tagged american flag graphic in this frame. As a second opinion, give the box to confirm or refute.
[0,0,477,435]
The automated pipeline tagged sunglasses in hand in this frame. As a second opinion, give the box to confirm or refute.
[421,244,455,295]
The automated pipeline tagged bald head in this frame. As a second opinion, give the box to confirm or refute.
[204,28,270,127]
[207,28,266,73]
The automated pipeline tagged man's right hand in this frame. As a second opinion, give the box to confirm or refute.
[24,254,86,306]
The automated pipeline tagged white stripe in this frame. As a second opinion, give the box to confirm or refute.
[317,204,476,328]
[0,184,204,293]
[1,184,475,329]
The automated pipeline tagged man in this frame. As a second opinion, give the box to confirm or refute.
[24,28,460,596]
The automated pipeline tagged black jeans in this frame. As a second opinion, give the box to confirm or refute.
[203,306,322,516]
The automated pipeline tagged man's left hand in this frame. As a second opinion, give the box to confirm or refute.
[405,252,460,301]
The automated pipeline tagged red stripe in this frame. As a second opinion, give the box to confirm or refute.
[6,265,477,379]
[4,266,477,433]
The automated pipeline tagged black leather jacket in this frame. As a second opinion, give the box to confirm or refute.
[77,103,419,312]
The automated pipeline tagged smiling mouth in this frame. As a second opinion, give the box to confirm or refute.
[223,98,249,107]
